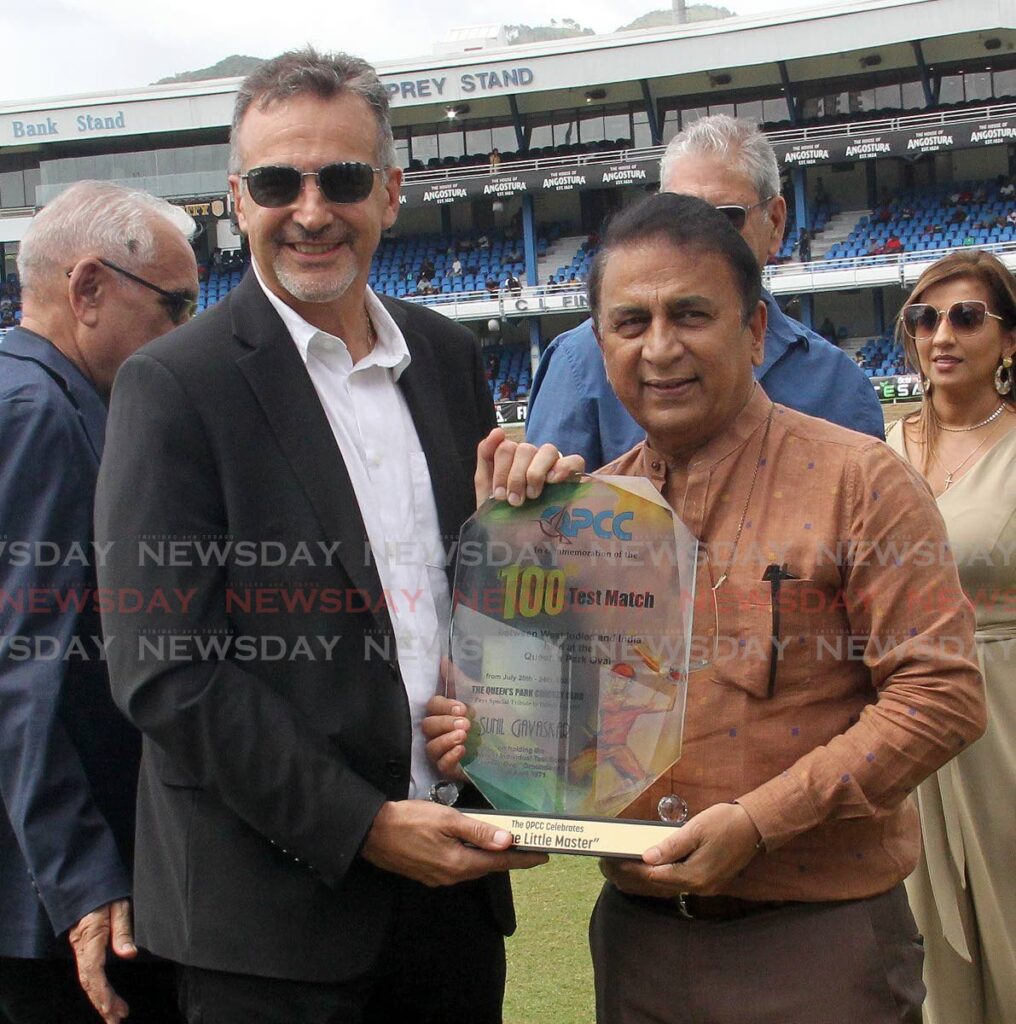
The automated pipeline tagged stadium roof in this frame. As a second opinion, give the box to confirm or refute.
[2,0,1015,151]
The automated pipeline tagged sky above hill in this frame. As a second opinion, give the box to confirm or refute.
[2,0,821,104]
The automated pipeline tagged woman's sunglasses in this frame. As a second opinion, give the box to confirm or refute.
[900,300,1006,339]
[240,163,385,208]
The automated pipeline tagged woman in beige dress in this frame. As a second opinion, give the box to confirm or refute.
[887,249,1016,1023]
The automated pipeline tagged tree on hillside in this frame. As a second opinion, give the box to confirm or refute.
[504,19,596,45]
[154,55,264,86]
[617,4,734,31]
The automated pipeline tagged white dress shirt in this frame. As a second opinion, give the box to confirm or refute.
[253,264,448,798]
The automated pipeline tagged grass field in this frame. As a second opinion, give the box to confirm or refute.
[503,856,604,1024]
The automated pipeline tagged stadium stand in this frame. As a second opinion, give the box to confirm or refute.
[824,178,1016,260]
[6,0,1016,402]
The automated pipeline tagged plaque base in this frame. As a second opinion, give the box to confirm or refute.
[461,808,678,859]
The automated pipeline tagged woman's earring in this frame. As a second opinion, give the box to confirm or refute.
[995,356,1013,396]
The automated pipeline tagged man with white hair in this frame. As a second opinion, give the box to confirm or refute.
[0,180,197,1024]
[527,115,885,467]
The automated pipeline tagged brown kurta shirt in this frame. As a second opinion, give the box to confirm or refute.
[601,385,985,902]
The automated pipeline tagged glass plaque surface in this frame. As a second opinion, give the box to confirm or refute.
[446,476,697,857]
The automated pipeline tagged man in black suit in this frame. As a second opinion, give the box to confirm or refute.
[95,49,544,1024]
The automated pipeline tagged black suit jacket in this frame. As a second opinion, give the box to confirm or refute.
[94,273,507,981]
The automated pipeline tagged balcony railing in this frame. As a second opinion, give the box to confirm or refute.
[403,99,1016,186]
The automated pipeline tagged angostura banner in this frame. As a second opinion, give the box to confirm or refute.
[400,152,659,205]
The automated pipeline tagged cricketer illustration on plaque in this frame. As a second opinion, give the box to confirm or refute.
[446,476,697,852]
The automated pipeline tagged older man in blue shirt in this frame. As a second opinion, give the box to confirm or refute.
[527,116,883,467]
[0,181,197,1024]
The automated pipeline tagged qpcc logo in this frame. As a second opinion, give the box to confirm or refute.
[539,504,634,541]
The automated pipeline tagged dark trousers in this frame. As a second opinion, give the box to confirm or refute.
[0,955,180,1024]
[177,879,506,1024]
[590,882,925,1024]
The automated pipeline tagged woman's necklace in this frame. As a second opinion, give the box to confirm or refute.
[937,403,1006,432]
[939,417,1006,490]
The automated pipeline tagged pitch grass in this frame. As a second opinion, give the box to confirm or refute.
[504,855,604,1024]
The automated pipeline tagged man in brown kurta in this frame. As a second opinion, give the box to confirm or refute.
[555,194,983,1023]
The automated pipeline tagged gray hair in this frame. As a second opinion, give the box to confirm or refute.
[659,114,781,202]
[17,180,195,292]
[229,47,396,174]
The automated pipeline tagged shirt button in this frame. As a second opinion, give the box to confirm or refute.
[385,760,407,780]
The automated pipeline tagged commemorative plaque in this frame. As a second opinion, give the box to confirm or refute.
[443,476,697,858]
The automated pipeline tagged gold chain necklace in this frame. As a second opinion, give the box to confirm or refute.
[940,417,1006,489]
[938,403,1005,432]
[712,402,776,590]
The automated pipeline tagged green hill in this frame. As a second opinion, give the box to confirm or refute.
[154,55,264,86]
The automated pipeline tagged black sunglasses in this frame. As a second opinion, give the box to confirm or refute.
[240,163,385,208]
[714,196,775,232]
[900,300,1005,339]
[97,259,197,325]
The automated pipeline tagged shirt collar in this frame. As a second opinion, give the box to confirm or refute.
[2,326,104,404]
[757,289,809,378]
[640,383,774,479]
[251,259,411,379]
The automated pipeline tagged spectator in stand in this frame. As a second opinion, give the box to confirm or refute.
[884,235,904,255]
[797,228,811,262]
[926,223,943,236]
[503,272,522,296]
[1000,177,1015,198]
[868,242,886,257]
[901,205,915,220]
[485,276,499,295]
[420,256,435,280]
[949,207,968,226]
[416,276,434,296]
[1006,209,1016,228]
[948,189,963,206]
[875,207,892,224]
[854,351,866,367]
[489,148,501,173]
[477,234,490,251]
[525,114,884,468]
[451,258,463,277]
[819,316,836,341]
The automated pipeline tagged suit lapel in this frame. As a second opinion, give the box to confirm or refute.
[229,275,391,628]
